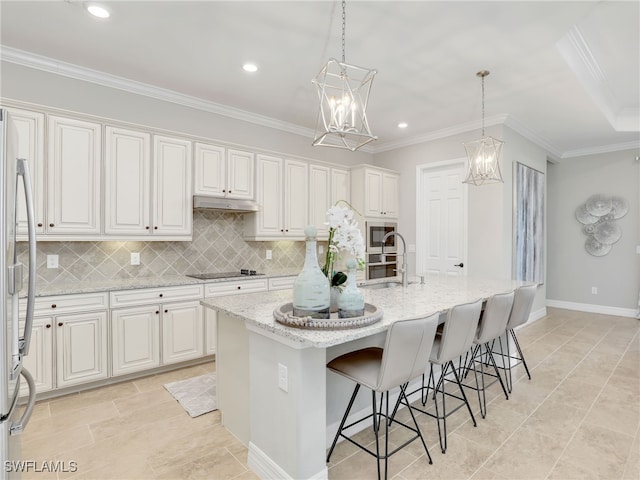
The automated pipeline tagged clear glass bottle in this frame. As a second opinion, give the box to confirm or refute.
[338,258,365,318]
[293,226,330,319]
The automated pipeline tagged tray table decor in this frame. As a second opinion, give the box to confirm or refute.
[274,302,382,330]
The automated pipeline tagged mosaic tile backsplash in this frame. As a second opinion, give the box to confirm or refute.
[17,210,306,288]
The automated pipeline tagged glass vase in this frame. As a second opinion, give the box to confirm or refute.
[293,225,330,319]
[338,258,365,318]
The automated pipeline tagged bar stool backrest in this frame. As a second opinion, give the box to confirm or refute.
[432,299,483,365]
[475,291,515,344]
[377,313,439,392]
[506,284,537,330]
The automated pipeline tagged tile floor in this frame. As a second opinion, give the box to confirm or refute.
[18,307,640,479]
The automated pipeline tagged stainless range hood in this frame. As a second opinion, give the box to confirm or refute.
[193,195,260,212]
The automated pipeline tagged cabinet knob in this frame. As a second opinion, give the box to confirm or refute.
[145,226,150,230]
[222,189,226,193]
[155,311,159,315]
[237,286,241,290]
[49,223,54,227]
[280,229,284,232]
[37,223,43,227]
[159,293,163,298]
[46,324,51,329]
[228,190,232,193]
[164,309,168,313]
[57,322,63,327]
[154,226,158,230]
[51,304,57,309]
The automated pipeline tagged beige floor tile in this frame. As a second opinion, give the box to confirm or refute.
[48,381,140,416]
[546,375,601,410]
[622,430,640,480]
[22,424,93,459]
[518,397,587,443]
[155,448,248,480]
[583,383,640,437]
[328,442,419,480]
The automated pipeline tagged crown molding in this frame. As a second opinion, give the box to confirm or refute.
[0,46,316,139]
[560,140,640,159]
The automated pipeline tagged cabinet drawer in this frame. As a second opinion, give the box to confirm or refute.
[21,292,109,317]
[110,284,204,307]
[205,279,268,297]
[268,276,296,291]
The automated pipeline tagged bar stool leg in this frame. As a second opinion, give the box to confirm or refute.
[327,383,361,462]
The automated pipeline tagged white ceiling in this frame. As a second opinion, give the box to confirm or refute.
[1,1,638,158]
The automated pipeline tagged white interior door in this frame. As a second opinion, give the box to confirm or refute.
[417,160,467,276]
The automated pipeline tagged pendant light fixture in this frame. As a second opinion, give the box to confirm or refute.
[463,70,504,185]
[312,0,377,151]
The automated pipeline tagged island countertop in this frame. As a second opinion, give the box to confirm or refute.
[201,274,528,348]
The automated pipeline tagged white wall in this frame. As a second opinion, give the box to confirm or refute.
[547,149,639,313]
[373,125,549,313]
[0,61,372,166]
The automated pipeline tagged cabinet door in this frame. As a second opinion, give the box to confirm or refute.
[205,308,217,356]
[309,164,330,238]
[153,135,192,236]
[284,159,308,237]
[331,168,350,207]
[20,317,53,396]
[382,173,399,217]
[111,305,160,376]
[5,108,45,235]
[104,126,151,234]
[47,115,101,234]
[364,169,384,217]
[162,301,203,365]
[56,311,108,387]
[254,154,283,236]
[227,149,254,199]
[194,142,225,196]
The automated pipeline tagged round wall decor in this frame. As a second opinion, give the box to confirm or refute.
[576,194,627,257]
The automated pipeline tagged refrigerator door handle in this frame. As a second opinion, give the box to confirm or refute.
[15,158,36,357]
[9,368,36,436]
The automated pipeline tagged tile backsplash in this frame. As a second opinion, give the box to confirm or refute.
[18,210,306,288]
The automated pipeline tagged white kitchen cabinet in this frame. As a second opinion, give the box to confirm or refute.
[309,164,331,239]
[244,154,308,240]
[194,143,254,200]
[56,310,108,388]
[351,165,399,218]
[47,115,102,235]
[3,107,46,236]
[104,126,151,235]
[19,292,109,394]
[152,135,192,237]
[111,305,160,376]
[162,301,203,365]
[205,308,217,356]
[267,276,296,291]
[331,167,351,206]
[110,285,204,375]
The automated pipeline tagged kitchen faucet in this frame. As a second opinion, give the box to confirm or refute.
[382,231,408,288]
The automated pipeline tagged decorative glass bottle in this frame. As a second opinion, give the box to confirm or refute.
[292,225,330,319]
[338,258,365,318]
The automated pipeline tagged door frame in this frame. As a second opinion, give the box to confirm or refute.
[416,158,469,276]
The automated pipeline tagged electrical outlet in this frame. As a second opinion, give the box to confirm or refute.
[591,286,598,295]
[278,363,288,392]
[46,255,59,269]
[130,252,140,265]
[266,249,272,260]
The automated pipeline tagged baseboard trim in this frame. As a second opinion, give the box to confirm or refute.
[248,442,328,480]
[546,299,638,318]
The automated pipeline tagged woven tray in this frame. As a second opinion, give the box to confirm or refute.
[273,302,383,330]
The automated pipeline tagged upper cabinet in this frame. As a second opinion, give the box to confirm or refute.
[47,115,102,235]
[105,129,192,239]
[351,166,399,219]
[244,154,308,240]
[194,143,254,200]
[4,107,45,236]
[153,135,193,237]
[331,167,350,207]
[309,164,331,239]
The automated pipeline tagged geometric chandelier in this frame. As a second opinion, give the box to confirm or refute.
[463,70,504,185]
[312,0,377,151]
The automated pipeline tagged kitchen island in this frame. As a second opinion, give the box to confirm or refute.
[202,274,529,480]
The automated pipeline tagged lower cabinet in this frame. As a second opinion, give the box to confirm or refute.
[19,293,109,395]
[109,285,204,377]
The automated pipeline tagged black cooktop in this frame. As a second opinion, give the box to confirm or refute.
[186,270,263,280]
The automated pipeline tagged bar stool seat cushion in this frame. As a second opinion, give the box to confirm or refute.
[328,347,383,390]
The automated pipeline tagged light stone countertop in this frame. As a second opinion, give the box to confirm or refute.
[201,274,531,348]
[32,268,300,297]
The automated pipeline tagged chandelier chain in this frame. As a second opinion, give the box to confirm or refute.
[481,74,485,137]
[341,0,346,63]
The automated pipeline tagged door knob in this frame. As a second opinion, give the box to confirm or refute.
[454,262,464,268]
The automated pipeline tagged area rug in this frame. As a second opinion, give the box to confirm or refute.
[164,373,218,417]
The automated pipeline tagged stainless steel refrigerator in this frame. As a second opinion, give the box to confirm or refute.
[0,108,37,478]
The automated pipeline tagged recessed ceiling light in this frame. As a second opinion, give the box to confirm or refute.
[242,63,258,73]
[398,122,408,129]
[86,4,110,19]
